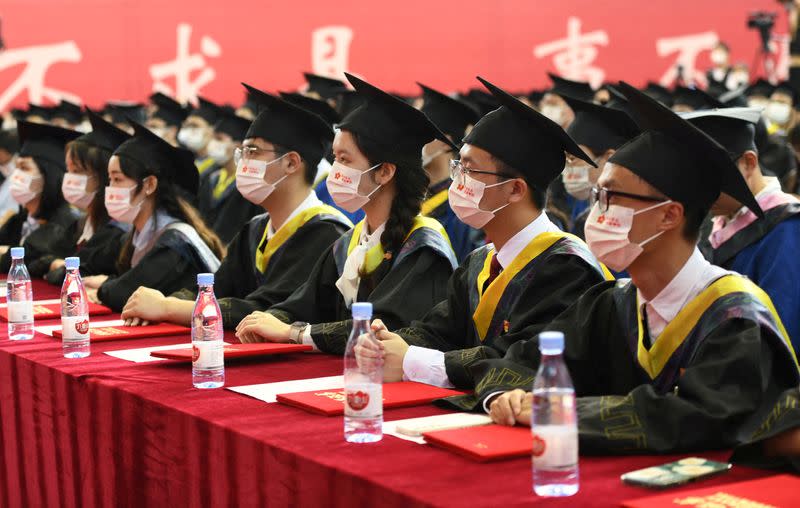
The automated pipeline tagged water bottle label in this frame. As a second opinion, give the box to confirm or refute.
[344,384,382,418]
[8,301,33,322]
[192,340,223,369]
[532,425,578,469]
[61,315,90,342]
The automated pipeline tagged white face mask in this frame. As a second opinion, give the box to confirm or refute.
[710,49,728,66]
[235,154,288,205]
[325,161,382,213]
[61,173,96,210]
[562,164,593,200]
[584,200,671,272]
[75,120,92,134]
[448,173,511,229]
[9,169,42,205]
[727,71,749,90]
[540,104,566,125]
[207,139,232,165]
[766,101,792,126]
[178,127,209,152]
[2,119,17,132]
[104,185,144,224]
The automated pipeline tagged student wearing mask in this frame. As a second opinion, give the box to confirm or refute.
[121,89,352,329]
[145,92,187,146]
[706,41,733,91]
[765,82,798,137]
[0,129,21,226]
[234,74,458,353]
[178,97,221,174]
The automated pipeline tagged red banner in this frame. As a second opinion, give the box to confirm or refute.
[0,0,791,110]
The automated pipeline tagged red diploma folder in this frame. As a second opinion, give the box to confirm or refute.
[150,342,312,361]
[0,302,112,322]
[276,382,466,416]
[622,474,800,507]
[52,323,190,341]
[423,424,531,462]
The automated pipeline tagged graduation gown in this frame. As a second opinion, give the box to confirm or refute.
[421,179,484,262]
[197,167,262,245]
[398,231,612,388]
[268,217,458,354]
[444,275,800,456]
[171,208,352,329]
[0,204,80,277]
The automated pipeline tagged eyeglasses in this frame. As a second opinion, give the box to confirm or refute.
[591,186,666,213]
[449,159,517,183]
[234,146,280,161]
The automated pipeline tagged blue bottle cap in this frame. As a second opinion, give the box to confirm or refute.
[9,247,24,259]
[351,302,373,320]
[538,331,565,353]
[197,273,214,286]
[65,257,80,270]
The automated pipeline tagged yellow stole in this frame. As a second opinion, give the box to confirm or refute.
[211,170,236,200]
[347,216,450,275]
[255,205,349,273]
[420,188,449,217]
[636,275,798,379]
[196,157,216,175]
[473,231,613,341]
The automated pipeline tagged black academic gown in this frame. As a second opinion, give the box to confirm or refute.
[197,168,262,245]
[268,222,458,354]
[171,211,351,329]
[0,204,80,277]
[44,219,129,285]
[444,276,800,457]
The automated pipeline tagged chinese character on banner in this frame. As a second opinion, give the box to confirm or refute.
[0,41,82,112]
[149,23,221,104]
[656,32,718,88]
[311,26,353,80]
[533,17,609,89]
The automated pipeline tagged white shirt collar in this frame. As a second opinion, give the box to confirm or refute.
[723,176,783,223]
[359,220,386,248]
[132,210,178,252]
[494,211,561,269]
[267,191,322,238]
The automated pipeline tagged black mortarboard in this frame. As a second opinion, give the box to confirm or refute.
[26,104,53,121]
[462,89,501,116]
[463,77,595,190]
[560,95,641,153]
[336,73,457,164]
[113,121,198,195]
[10,109,26,121]
[279,92,341,126]
[150,92,188,127]
[303,73,348,100]
[105,102,147,125]
[528,89,546,106]
[417,83,480,141]
[547,73,594,102]
[771,81,798,103]
[213,110,251,142]
[606,84,637,118]
[608,82,762,218]
[189,97,222,125]
[680,108,759,156]
[718,86,749,108]
[642,82,674,107]
[746,78,776,99]
[242,83,333,165]
[336,91,366,118]
[53,100,83,125]
[672,86,723,111]
[17,121,80,169]
[77,109,131,152]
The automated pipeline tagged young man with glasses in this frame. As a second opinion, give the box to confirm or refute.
[354,77,612,389]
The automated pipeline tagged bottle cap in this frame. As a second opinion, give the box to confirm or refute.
[9,247,24,259]
[351,302,373,320]
[538,331,565,353]
[197,273,214,286]
[65,257,80,270]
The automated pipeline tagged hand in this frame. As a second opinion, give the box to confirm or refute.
[49,259,66,272]
[0,246,8,257]
[489,389,532,426]
[121,287,167,326]
[354,330,384,372]
[764,428,800,457]
[235,311,291,343]
[86,288,101,305]
[371,319,409,382]
[83,275,109,289]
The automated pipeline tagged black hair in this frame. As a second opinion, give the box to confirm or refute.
[682,202,709,242]
[271,142,315,185]
[0,130,19,154]
[490,155,547,210]
[31,156,68,221]
[66,139,112,233]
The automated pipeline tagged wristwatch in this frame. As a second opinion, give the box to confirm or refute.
[289,321,309,344]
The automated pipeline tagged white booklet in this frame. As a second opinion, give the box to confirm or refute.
[105,342,227,363]
[35,319,126,337]
[383,413,493,445]
[0,298,60,309]
[227,375,345,403]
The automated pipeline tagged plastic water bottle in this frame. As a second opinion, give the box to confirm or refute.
[192,273,224,389]
[532,331,579,497]
[6,247,34,341]
[343,302,383,443]
[60,257,90,358]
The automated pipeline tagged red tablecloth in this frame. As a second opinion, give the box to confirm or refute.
[0,280,780,507]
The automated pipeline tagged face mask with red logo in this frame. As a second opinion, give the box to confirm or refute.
[235,154,288,205]
[448,173,511,229]
[104,185,144,224]
[62,173,96,210]
[584,200,671,272]
[325,161,382,213]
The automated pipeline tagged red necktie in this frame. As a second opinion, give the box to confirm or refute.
[482,254,503,293]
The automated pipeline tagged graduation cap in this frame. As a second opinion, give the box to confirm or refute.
[679,108,760,157]
[336,90,366,118]
[672,86,723,111]
[76,109,132,152]
[25,104,53,122]
[642,82,674,107]
[303,73,349,100]
[771,81,798,104]
[606,85,637,117]
[150,92,188,127]
[105,102,147,125]
[189,97,222,125]
[417,83,480,142]
[608,82,762,218]
[462,88,501,116]
[17,120,80,168]
[718,86,749,108]
[559,95,641,153]
[213,110,251,142]
[113,121,198,195]
[745,78,776,99]
[463,77,595,190]
[52,100,83,125]
[336,73,458,164]
[242,83,333,165]
[547,73,594,102]
[279,91,341,126]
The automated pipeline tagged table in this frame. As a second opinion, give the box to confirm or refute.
[0,280,779,507]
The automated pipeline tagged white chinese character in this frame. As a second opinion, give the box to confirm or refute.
[311,26,353,80]
[533,17,609,89]
[656,32,718,88]
[0,41,82,112]
[149,23,221,104]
